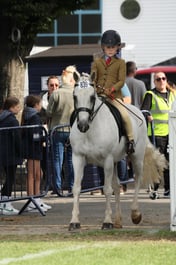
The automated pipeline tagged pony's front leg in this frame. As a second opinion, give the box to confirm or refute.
[69,155,85,231]
[112,164,122,228]
[102,159,114,229]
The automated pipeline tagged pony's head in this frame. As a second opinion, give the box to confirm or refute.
[73,72,96,133]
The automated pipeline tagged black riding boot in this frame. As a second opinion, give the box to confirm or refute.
[126,140,135,155]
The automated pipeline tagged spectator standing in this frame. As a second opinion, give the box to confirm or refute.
[126,61,146,185]
[40,76,59,124]
[21,95,51,211]
[141,72,176,199]
[40,76,60,189]
[47,65,79,196]
[0,97,21,215]
[121,83,131,104]
[119,84,132,194]
[126,61,146,109]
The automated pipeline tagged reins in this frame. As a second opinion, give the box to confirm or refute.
[113,98,144,126]
[89,100,104,121]
[96,84,144,126]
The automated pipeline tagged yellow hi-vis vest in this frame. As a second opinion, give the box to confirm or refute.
[147,90,176,136]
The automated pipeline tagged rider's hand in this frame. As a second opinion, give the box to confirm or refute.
[147,115,153,122]
[104,87,115,100]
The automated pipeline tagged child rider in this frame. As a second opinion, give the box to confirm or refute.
[91,29,135,154]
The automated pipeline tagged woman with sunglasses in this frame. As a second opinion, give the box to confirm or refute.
[141,72,176,199]
[40,76,60,125]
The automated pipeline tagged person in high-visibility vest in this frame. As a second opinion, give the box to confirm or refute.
[141,72,176,199]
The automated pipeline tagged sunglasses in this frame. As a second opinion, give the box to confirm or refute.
[155,77,166,82]
[49,84,59,87]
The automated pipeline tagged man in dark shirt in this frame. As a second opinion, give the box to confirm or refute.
[126,61,146,109]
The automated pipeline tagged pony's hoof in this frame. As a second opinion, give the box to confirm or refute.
[131,210,142,224]
[101,223,113,230]
[68,222,81,231]
[114,223,123,229]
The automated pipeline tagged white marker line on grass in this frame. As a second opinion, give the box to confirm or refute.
[0,250,56,265]
[0,245,88,265]
[0,243,115,265]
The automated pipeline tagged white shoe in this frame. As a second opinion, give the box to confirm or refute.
[26,206,38,213]
[39,199,52,210]
[27,205,48,212]
[0,202,19,215]
[26,202,39,212]
[27,200,48,212]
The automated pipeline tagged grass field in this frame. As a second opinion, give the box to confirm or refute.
[0,230,176,265]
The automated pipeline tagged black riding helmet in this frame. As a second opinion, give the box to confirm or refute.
[101,30,125,48]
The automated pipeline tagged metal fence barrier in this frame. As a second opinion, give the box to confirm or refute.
[0,123,135,216]
[0,125,49,216]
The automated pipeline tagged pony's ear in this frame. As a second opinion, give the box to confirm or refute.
[73,71,80,83]
[90,72,96,82]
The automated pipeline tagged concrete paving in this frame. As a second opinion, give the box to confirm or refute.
[0,185,170,235]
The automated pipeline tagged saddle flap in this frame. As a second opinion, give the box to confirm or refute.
[104,100,125,139]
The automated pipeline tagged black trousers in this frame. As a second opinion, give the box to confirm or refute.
[1,165,17,197]
[149,135,169,191]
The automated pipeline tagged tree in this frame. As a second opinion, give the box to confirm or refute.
[0,0,95,108]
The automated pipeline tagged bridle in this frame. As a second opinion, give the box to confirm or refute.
[90,98,105,122]
[74,82,104,122]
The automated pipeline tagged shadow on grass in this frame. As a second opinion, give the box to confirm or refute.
[1,229,176,242]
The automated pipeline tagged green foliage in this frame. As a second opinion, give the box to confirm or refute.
[0,0,96,57]
[0,0,96,104]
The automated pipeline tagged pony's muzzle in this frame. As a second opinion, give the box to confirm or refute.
[77,121,89,132]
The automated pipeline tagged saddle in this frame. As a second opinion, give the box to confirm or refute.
[103,99,125,140]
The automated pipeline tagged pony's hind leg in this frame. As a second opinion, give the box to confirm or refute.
[112,164,122,228]
[69,155,85,231]
[130,157,142,224]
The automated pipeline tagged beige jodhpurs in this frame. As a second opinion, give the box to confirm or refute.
[107,98,134,141]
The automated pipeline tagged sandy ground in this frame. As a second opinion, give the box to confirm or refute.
[0,185,171,235]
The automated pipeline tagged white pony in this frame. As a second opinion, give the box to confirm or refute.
[69,73,166,230]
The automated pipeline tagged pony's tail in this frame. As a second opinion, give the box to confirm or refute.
[143,138,168,185]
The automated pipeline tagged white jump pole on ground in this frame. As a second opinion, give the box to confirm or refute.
[169,101,176,231]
